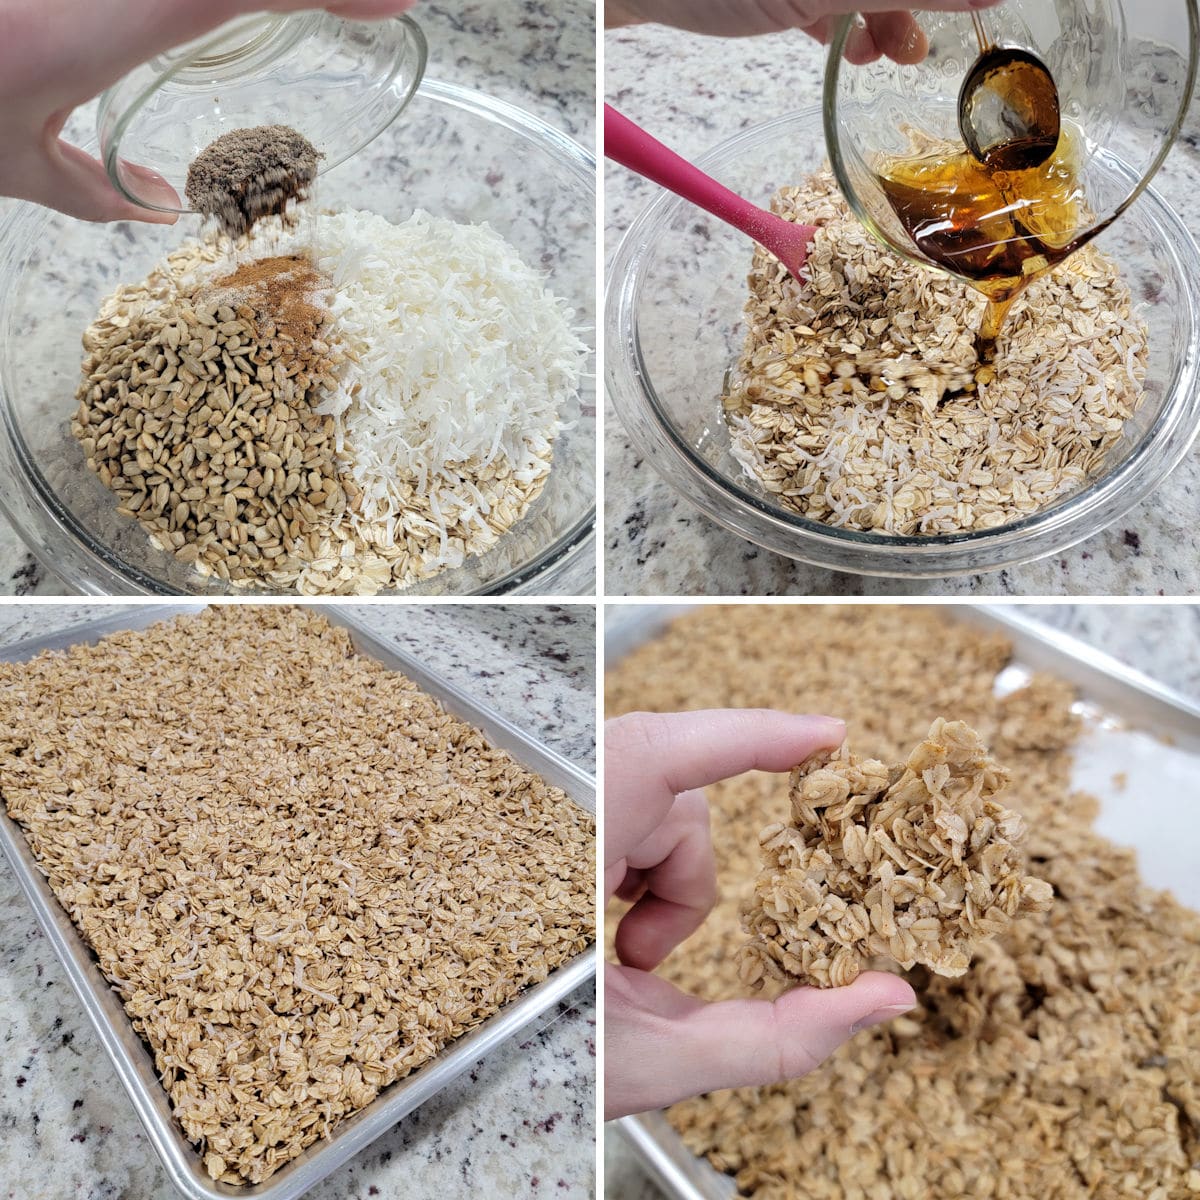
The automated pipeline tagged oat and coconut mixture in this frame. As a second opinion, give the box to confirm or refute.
[606,606,1200,1199]
[72,209,586,594]
[722,170,1149,535]
[739,719,1053,990]
[0,606,595,1185]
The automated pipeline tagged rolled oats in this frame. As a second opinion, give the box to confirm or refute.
[722,171,1149,535]
[0,607,595,1185]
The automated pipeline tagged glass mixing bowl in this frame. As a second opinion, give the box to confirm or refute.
[0,80,595,595]
[606,106,1200,579]
[825,1,1199,295]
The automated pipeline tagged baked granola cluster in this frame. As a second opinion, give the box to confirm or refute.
[739,719,1053,989]
[606,606,1200,1199]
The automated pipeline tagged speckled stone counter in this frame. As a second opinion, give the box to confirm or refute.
[0,602,596,1200]
[604,24,1200,597]
[604,600,1199,1198]
[0,0,596,597]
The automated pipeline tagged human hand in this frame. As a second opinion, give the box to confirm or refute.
[0,0,416,224]
[605,709,917,1119]
[605,0,1003,64]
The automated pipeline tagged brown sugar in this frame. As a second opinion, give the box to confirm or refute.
[185,125,321,237]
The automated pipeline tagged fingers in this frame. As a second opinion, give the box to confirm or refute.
[677,971,915,1092]
[605,709,845,867]
[809,12,930,64]
[866,12,929,63]
[613,789,716,970]
[822,0,1001,10]
[9,141,178,224]
[605,964,916,1119]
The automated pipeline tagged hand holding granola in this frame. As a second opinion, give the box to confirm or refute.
[605,709,917,1119]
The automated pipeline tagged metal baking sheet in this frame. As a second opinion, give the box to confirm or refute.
[606,603,1200,1200]
[0,603,596,1200]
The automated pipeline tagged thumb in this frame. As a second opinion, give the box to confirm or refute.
[15,141,179,225]
[812,0,1002,10]
[605,964,915,1119]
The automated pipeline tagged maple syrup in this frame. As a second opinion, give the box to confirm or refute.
[875,130,1088,358]
[874,20,1089,362]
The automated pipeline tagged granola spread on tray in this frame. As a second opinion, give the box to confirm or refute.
[0,607,594,1185]
[739,719,1053,990]
[606,607,1200,1199]
[721,170,1149,536]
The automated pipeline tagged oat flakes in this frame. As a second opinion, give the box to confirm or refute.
[740,720,1052,990]
[0,607,595,1185]
[722,171,1149,535]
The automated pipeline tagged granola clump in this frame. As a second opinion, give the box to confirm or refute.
[739,719,1053,990]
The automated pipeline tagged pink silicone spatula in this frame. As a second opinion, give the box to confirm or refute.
[605,104,818,278]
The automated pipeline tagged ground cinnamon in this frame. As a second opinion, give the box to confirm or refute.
[215,254,330,344]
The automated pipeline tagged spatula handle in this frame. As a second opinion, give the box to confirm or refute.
[604,104,765,238]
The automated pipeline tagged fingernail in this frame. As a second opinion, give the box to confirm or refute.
[850,1004,913,1035]
[814,717,847,744]
[808,716,845,734]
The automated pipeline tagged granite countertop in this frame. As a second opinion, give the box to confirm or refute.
[604,601,1200,1199]
[604,23,1200,597]
[0,0,595,597]
[0,603,596,1200]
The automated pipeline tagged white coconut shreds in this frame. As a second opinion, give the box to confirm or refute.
[148,208,587,594]
[302,210,586,525]
[721,169,1149,536]
[244,209,582,581]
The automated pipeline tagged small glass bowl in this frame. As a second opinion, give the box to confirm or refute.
[606,106,1200,579]
[824,1,1198,293]
[0,81,594,595]
[98,12,427,215]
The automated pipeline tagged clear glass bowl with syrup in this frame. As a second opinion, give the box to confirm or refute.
[606,107,1200,579]
[823,0,1199,319]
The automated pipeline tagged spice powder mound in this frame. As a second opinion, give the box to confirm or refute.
[185,124,322,237]
[605,605,1200,1200]
[0,606,595,1185]
[211,254,335,362]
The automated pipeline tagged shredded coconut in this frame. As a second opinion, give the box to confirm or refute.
[226,208,586,538]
